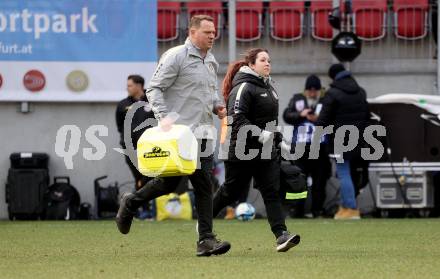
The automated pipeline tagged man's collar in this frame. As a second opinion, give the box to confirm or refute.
[129,92,145,102]
[185,37,211,59]
[185,37,199,49]
[334,70,351,81]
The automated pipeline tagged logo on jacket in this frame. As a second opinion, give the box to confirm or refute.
[295,100,305,111]
[208,63,215,73]
[260,93,267,97]
[144,146,170,158]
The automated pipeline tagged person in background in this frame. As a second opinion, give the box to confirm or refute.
[116,75,156,191]
[283,74,331,218]
[316,64,370,220]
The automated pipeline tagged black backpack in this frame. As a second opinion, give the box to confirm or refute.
[44,177,80,220]
[280,160,307,203]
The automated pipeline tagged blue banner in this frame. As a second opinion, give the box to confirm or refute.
[0,0,157,62]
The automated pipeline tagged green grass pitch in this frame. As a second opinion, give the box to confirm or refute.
[1,219,440,279]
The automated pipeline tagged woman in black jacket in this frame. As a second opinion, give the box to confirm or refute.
[282,75,331,218]
[213,48,300,252]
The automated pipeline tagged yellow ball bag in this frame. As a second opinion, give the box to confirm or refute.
[137,125,198,177]
[155,192,192,221]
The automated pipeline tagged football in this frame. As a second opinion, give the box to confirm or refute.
[235,202,256,221]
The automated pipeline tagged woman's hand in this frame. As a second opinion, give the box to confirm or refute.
[214,104,227,119]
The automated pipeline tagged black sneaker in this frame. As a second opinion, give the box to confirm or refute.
[276,231,300,252]
[115,193,136,234]
[196,236,231,257]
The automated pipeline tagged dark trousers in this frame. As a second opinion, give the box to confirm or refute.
[125,155,152,190]
[295,146,331,215]
[213,159,287,238]
[126,140,215,241]
[349,157,369,197]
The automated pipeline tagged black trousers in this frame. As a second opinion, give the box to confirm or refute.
[213,159,287,238]
[349,157,369,197]
[126,140,215,241]
[295,146,331,215]
[125,155,152,190]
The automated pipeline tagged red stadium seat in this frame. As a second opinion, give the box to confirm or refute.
[393,0,429,39]
[310,0,333,41]
[236,1,263,41]
[349,0,388,40]
[269,1,305,41]
[187,1,223,38]
[157,1,181,42]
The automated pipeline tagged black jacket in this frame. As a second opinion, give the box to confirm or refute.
[115,94,156,149]
[284,93,308,126]
[283,92,327,145]
[316,74,370,159]
[226,70,280,160]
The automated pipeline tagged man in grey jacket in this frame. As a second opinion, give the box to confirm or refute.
[115,15,230,257]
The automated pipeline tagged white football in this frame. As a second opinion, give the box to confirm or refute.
[235,202,256,221]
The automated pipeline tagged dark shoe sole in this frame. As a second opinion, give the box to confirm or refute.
[196,242,231,257]
[115,193,134,235]
[276,234,300,252]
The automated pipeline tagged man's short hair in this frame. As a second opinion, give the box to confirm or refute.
[127,75,145,87]
[189,15,214,29]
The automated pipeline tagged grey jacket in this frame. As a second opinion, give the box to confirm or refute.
[146,38,221,137]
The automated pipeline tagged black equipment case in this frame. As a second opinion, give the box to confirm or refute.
[5,153,49,220]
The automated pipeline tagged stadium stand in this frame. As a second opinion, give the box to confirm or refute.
[187,1,223,38]
[269,1,305,41]
[310,0,334,41]
[157,1,181,42]
[236,1,264,41]
[393,0,429,39]
[349,0,388,40]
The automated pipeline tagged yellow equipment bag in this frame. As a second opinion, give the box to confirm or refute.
[155,192,192,221]
[137,125,198,177]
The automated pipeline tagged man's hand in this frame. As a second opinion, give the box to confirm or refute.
[214,104,227,119]
[306,113,318,122]
[159,112,179,132]
[300,109,312,117]
[159,117,173,132]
